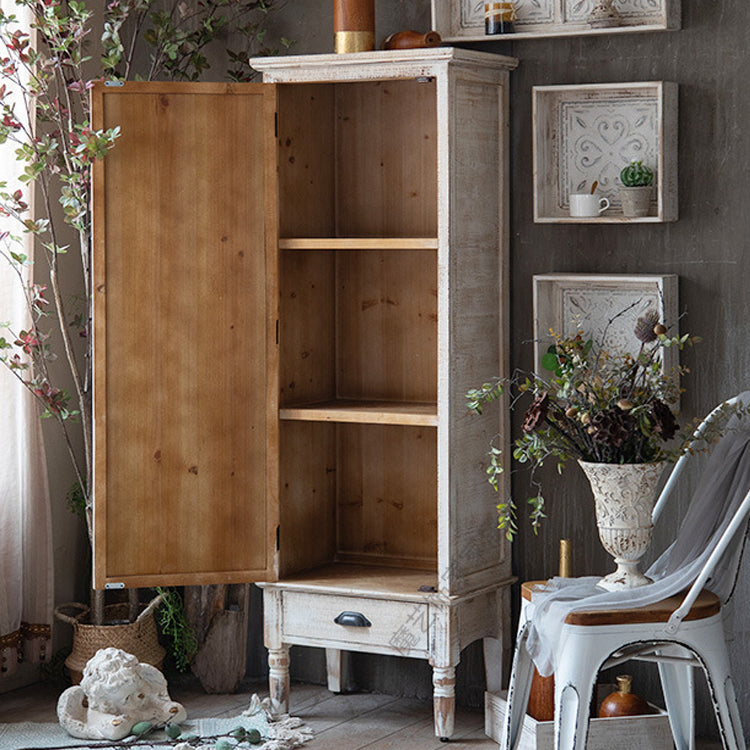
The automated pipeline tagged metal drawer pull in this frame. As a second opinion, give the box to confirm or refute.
[333,611,372,627]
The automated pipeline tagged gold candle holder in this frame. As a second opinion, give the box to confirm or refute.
[559,538,572,578]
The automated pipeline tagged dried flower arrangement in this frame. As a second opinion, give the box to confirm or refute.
[466,309,700,539]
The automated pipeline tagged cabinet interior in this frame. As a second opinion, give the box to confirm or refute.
[275,79,439,585]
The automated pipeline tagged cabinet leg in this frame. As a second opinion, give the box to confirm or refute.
[325,648,349,693]
[432,665,456,740]
[483,636,503,693]
[268,646,290,718]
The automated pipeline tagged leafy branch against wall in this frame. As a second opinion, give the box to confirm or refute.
[102,0,293,83]
[0,0,292,547]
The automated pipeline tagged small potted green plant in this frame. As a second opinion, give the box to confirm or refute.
[619,159,654,217]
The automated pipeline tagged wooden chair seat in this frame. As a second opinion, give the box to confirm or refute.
[521,580,721,627]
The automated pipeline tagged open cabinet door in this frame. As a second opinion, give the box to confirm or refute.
[91,82,278,589]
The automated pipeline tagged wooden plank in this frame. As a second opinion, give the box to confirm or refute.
[485,691,672,750]
[279,249,336,407]
[279,399,438,426]
[336,424,438,568]
[520,581,720,624]
[277,83,336,238]
[336,249,437,402]
[438,25,677,41]
[277,422,337,578]
[92,82,277,588]
[440,67,511,596]
[335,79,438,238]
[270,562,437,599]
[279,237,438,250]
[283,591,429,653]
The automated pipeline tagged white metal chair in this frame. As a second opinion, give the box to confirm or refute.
[501,394,750,750]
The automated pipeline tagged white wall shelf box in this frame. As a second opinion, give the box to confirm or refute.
[532,273,679,383]
[431,0,680,42]
[92,48,517,741]
[533,82,678,223]
[485,691,673,749]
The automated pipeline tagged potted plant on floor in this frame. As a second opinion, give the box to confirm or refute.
[0,0,289,681]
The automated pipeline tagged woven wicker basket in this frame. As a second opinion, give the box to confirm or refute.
[55,594,166,684]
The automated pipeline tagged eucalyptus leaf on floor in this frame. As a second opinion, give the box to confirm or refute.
[0,695,312,750]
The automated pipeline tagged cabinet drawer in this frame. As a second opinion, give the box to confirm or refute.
[282,592,429,653]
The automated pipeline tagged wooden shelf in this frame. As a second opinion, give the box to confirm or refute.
[440,24,674,42]
[279,399,438,426]
[267,563,439,600]
[533,82,678,223]
[279,237,438,251]
[431,0,679,41]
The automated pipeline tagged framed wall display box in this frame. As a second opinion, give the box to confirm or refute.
[532,273,679,398]
[533,82,678,223]
[92,48,517,740]
[431,0,680,42]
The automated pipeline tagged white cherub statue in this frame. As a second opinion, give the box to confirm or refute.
[57,647,187,740]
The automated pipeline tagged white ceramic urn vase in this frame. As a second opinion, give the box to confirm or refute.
[579,461,666,591]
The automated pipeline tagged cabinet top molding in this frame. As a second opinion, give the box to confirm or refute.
[251,48,519,82]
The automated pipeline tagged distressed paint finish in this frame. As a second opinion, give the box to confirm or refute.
[252,48,516,739]
[431,0,679,40]
[533,82,678,222]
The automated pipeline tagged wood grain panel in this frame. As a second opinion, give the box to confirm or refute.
[335,80,437,237]
[279,249,336,407]
[277,83,336,238]
[280,399,438,426]
[336,250,437,402]
[336,424,437,569]
[283,591,429,653]
[279,238,438,250]
[278,421,337,578]
[92,83,277,587]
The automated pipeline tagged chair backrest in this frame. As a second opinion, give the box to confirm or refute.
[651,393,750,634]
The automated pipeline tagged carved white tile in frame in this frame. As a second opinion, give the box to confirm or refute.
[533,82,678,223]
[559,96,658,209]
[532,274,679,403]
[431,0,679,40]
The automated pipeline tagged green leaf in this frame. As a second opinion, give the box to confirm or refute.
[541,351,559,372]
[131,721,153,736]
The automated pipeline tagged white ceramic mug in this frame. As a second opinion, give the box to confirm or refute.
[569,193,610,217]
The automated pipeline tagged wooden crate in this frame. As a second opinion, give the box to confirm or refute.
[533,82,678,223]
[485,691,673,750]
[431,0,680,42]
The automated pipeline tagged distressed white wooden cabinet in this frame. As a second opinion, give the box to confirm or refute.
[92,48,516,740]
[533,82,678,223]
[251,48,517,740]
[432,0,680,41]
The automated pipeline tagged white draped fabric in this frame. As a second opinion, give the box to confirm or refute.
[526,395,750,677]
[0,0,53,678]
